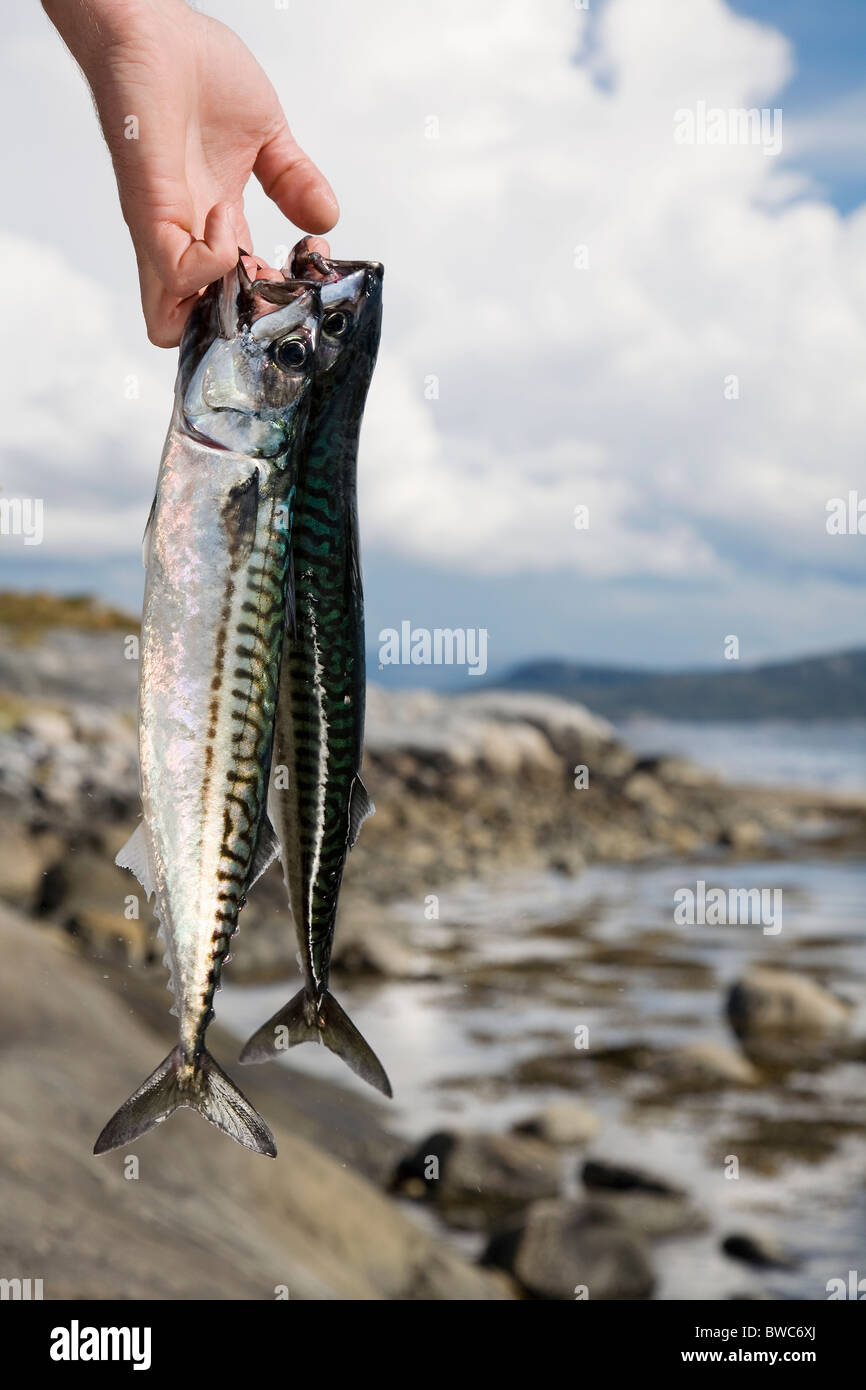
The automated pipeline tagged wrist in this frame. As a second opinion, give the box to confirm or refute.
[43,0,187,64]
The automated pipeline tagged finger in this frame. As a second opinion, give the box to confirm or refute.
[146,201,239,302]
[297,235,331,261]
[137,254,203,348]
[254,123,339,234]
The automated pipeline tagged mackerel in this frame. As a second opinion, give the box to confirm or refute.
[97,262,321,1156]
[240,242,390,1096]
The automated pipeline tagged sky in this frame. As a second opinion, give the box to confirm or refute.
[0,0,864,684]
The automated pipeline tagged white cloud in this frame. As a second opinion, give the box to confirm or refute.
[2,0,865,605]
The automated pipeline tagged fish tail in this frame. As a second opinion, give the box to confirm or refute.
[93,1045,277,1157]
[239,987,392,1099]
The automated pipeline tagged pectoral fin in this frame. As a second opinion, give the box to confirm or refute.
[248,815,281,890]
[115,822,155,900]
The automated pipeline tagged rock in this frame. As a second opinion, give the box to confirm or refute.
[652,1040,759,1091]
[722,1231,798,1270]
[719,819,765,851]
[483,1199,654,1300]
[591,1191,709,1240]
[454,691,620,757]
[727,969,852,1044]
[581,1159,683,1197]
[0,901,510,1300]
[393,1129,561,1230]
[636,755,718,788]
[513,1100,600,1147]
[37,849,154,964]
[0,821,60,908]
[18,708,73,745]
[622,773,677,818]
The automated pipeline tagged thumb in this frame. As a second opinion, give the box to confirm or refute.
[254,123,339,234]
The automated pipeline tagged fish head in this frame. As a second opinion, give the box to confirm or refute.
[177,262,321,458]
[287,239,384,380]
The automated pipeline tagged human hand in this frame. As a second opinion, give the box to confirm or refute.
[44,0,338,345]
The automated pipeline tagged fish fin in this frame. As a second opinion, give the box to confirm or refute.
[115,823,155,900]
[239,988,392,1098]
[318,990,392,1097]
[93,1045,276,1157]
[248,814,281,890]
[142,493,157,569]
[347,776,375,849]
[222,470,259,571]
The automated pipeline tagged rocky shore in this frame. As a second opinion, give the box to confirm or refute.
[2,619,864,979]
[1,606,865,1300]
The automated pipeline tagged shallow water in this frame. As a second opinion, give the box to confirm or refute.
[222,848,866,1301]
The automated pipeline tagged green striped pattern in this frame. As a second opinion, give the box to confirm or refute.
[277,397,364,993]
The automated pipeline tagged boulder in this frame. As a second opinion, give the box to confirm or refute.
[393,1129,561,1229]
[591,1191,709,1240]
[581,1159,683,1197]
[722,1231,798,1271]
[0,902,510,1300]
[652,1040,759,1091]
[483,1199,654,1300]
[727,969,852,1044]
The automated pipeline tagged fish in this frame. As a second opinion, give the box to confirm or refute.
[96,259,322,1157]
[239,240,391,1097]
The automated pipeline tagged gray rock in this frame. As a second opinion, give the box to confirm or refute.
[727,968,852,1044]
[0,901,511,1300]
[393,1129,562,1230]
[722,1231,798,1270]
[513,1100,600,1147]
[483,1199,655,1300]
[581,1159,683,1197]
[652,1040,759,1091]
[591,1191,709,1240]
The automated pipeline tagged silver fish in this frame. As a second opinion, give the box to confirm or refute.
[96,262,321,1157]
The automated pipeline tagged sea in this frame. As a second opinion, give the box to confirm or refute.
[222,719,866,1301]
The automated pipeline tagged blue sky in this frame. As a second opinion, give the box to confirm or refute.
[732,0,866,210]
[0,0,864,686]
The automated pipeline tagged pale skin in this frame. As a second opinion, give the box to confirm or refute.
[43,0,334,345]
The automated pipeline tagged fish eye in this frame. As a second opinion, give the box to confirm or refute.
[271,336,308,371]
[323,310,350,339]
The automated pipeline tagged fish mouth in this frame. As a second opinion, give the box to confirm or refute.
[223,253,319,336]
[287,236,384,290]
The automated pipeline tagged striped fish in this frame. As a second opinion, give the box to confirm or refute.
[239,242,391,1097]
[97,261,321,1157]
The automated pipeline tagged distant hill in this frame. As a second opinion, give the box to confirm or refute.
[490,650,866,720]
